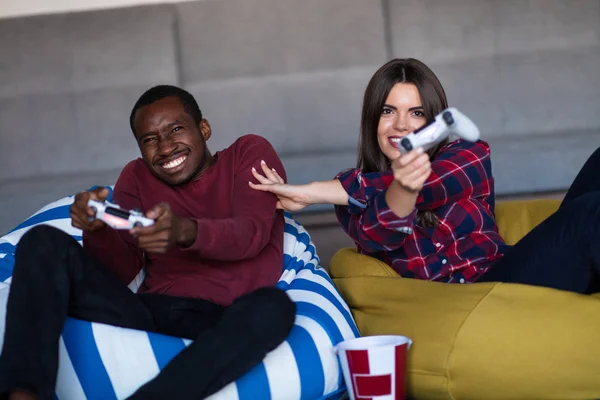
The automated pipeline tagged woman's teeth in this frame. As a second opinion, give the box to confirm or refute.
[162,155,186,169]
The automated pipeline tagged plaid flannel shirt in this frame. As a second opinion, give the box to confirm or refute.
[334,140,507,283]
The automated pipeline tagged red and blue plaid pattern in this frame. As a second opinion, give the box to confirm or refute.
[334,140,507,283]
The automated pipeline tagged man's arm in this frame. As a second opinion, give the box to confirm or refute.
[82,163,145,285]
[183,135,285,261]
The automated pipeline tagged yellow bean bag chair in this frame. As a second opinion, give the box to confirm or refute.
[330,199,600,400]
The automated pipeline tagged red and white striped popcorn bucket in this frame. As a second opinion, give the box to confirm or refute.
[335,335,413,400]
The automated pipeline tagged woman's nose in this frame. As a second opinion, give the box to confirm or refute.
[394,115,409,132]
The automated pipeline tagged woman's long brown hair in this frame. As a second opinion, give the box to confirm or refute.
[357,58,449,228]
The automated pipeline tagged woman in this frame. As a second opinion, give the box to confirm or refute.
[250,58,600,294]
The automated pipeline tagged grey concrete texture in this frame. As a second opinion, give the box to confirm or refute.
[1,0,599,235]
[176,0,388,81]
[188,66,373,155]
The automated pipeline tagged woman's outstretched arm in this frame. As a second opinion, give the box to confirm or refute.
[249,161,349,211]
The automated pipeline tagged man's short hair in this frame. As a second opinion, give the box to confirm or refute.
[129,85,203,135]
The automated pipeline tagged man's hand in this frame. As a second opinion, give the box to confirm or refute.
[129,202,197,253]
[70,187,110,232]
[390,148,431,194]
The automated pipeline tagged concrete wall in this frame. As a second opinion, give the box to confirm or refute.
[1,0,599,234]
[0,0,197,19]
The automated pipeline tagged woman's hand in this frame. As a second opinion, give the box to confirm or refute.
[384,148,431,218]
[390,148,431,193]
[249,161,313,212]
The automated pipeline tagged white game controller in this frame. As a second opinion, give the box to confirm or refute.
[396,107,480,154]
[88,199,154,230]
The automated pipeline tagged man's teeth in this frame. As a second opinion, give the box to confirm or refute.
[162,155,186,169]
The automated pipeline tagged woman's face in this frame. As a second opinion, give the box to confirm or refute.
[377,83,427,161]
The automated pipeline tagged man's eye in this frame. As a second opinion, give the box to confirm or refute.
[142,137,156,144]
[173,126,183,133]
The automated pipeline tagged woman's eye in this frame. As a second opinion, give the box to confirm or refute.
[412,110,425,117]
[382,108,392,115]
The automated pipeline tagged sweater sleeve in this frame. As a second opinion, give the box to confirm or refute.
[183,135,285,261]
[82,161,145,285]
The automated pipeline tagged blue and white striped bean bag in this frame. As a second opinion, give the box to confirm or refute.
[0,190,359,400]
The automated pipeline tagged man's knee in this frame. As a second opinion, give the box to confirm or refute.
[18,225,74,248]
[568,191,600,210]
[15,225,79,274]
[228,287,296,336]
[242,287,295,319]
[558,192,600,232]
[590,147,600,161]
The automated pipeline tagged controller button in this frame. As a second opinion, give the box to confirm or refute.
[441,258,447,265]
[442,111,454,125]
[400,138,413,151]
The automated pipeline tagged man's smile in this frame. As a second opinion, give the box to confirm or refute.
[159,154,188,173]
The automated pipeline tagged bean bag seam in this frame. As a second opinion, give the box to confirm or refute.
[443,282,500,400]
[411,370,444,376]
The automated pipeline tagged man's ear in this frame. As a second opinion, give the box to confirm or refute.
[199,119,211,141]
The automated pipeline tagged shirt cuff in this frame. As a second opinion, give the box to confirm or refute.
[336,169,368,215]
[373,191,417,234]
[179,218,205,253]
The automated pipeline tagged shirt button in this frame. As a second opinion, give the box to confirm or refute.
[459,278,465,283]
[435,243,441,248]
[441,259,447,265]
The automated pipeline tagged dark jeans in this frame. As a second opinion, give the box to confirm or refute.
[0,226,296,400]
[479,147,600,293]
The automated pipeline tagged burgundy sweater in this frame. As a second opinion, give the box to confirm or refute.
[83,134,286,306]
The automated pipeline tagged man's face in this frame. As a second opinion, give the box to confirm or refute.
[133,96,212,186]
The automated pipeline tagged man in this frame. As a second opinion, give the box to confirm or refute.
[0,85,295,400]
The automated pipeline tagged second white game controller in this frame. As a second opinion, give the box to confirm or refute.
[88,199,154,230]
[396,107,480,154]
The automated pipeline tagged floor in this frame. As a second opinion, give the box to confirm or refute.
[295,191,566,269]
